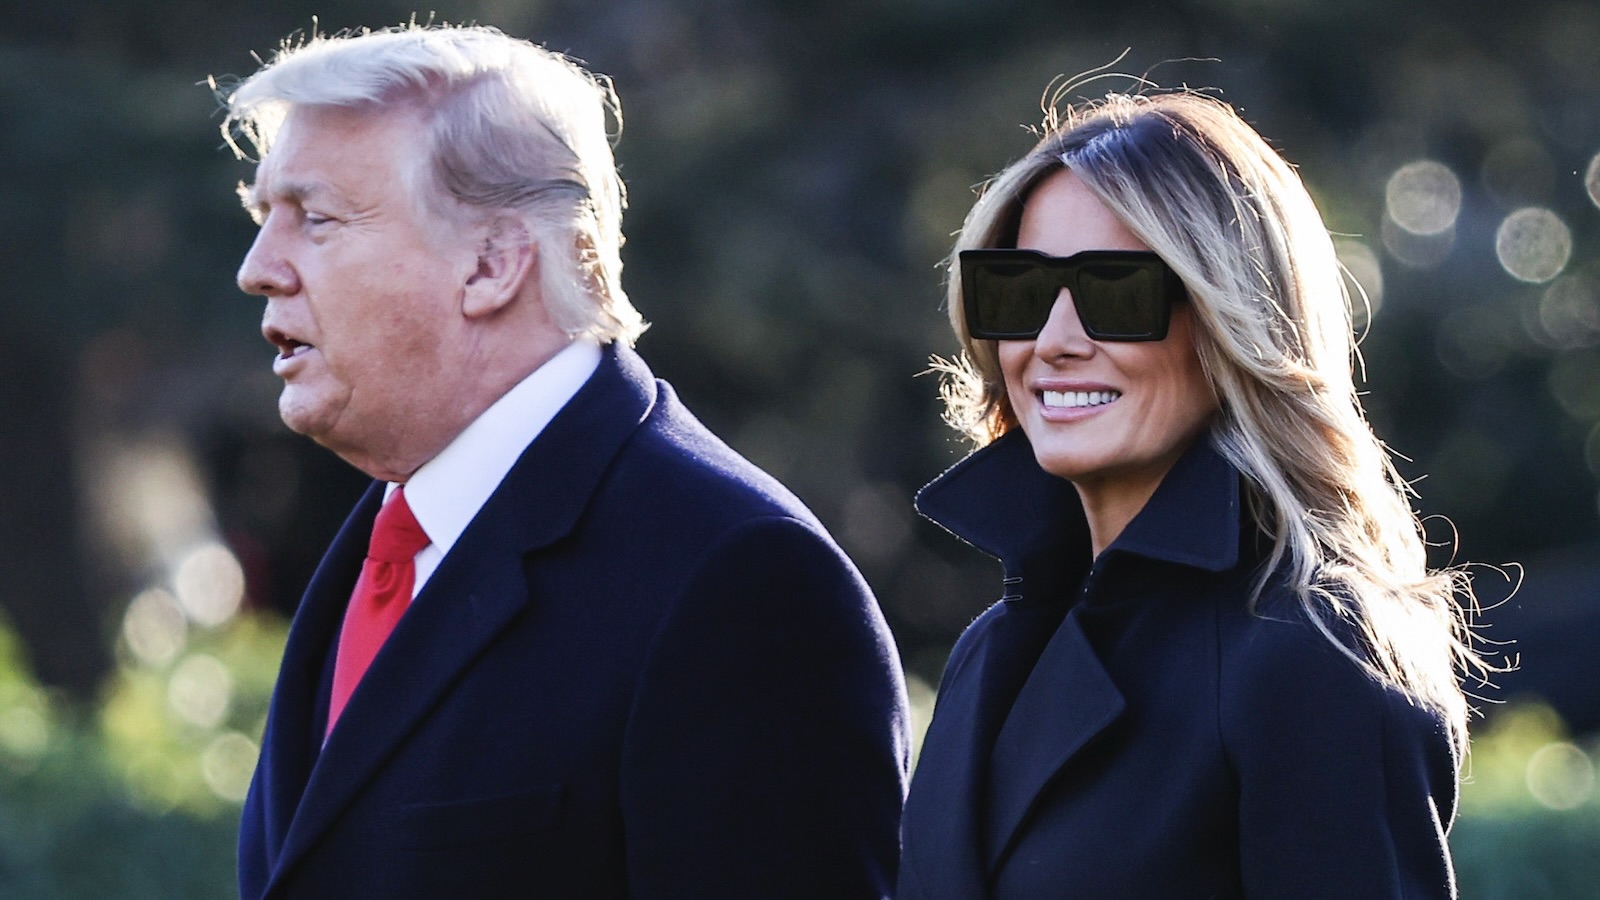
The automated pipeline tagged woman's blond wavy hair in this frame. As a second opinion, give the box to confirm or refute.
[939,90,1490,745]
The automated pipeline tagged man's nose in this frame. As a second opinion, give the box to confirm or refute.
[237,223,299,298]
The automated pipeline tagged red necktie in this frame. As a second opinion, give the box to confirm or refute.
[327,486,430,736]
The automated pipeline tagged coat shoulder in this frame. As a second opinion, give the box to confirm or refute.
[1212,581,1459,814]
[1211,585,1461,897]
[1216,586,1397,733]
[603,381,823,531]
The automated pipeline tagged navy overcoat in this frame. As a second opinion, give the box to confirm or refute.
[899,431,1460,899]
[239,344,910,899]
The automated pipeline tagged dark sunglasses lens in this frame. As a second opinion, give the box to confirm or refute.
[1075,263,1170,340]
[969,263,1058,338]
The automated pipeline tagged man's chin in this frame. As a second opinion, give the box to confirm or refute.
[277,388,344,443]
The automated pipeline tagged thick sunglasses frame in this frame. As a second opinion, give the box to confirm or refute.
[959,248,1185,342]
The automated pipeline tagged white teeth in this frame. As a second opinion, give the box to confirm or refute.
[1042,389,1120,409]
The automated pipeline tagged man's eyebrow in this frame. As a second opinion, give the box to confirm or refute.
[241,178,334,208]
[237,179,341,222]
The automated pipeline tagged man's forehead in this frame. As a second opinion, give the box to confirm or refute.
[248,105,425,196]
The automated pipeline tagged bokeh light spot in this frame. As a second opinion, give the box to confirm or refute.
[1586,152,1600,209]
[1386,160,1462,235]
[1586,421,1600,476]
[1496,207,1572,283]
[1525,742,1595,810]
[173,542,244,628]
[94,435,215,565]
[1381,217,1454,270]
[201,731,259,804]
[1531,273,1600,349]
[0,705,50,762]
[122,587,187,668]
[166,653,233,730]
[1547,351,1600,419]
[1335,239,1384,329]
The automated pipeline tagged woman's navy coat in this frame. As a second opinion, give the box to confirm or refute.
[899,431,1460,899]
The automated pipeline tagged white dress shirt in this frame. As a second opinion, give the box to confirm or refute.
[386,337,602,596]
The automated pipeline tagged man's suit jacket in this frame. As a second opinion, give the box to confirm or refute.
[239,344,910,899]
[898,432,1460,899]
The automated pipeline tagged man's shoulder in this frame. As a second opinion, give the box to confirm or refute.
[608,377,818,526]
[589,346,807,510]
[558,374,871,613]
[502,345,821,537]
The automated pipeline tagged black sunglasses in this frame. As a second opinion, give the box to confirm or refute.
[959,248,1184,341]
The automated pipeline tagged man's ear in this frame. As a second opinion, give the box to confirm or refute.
[462,216,536,319]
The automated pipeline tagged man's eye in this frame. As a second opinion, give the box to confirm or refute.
[305,213,333,226]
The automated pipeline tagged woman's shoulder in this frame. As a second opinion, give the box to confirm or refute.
[1217,583,1382,699]
[1214,581,1456,761]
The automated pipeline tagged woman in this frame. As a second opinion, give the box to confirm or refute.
[899,91,1484,899]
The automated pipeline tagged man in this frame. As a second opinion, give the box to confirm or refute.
[220,23,908,899]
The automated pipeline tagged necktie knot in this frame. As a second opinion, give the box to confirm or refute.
[369,487,430,564]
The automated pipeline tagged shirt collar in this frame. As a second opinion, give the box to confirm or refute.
[389,337,603,558]
[915,429,1244,577]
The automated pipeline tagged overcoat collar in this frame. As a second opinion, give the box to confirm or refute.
[915,428,1243,582]
[258,343,656,895]
[905,430,1244,896]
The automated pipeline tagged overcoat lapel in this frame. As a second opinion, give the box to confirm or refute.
[250,489,377,880]
[902,596,1070,900]
[261,345,658,895]
[983,609,1124,872]
[905,430,1093,900]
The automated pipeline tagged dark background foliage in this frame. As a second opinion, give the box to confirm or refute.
[0,0,1597,895]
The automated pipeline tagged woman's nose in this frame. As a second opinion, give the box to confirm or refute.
[1030,289,1095,360]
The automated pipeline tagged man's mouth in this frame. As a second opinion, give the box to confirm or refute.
[1042,389,1120,409]
[265,325,314,360]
